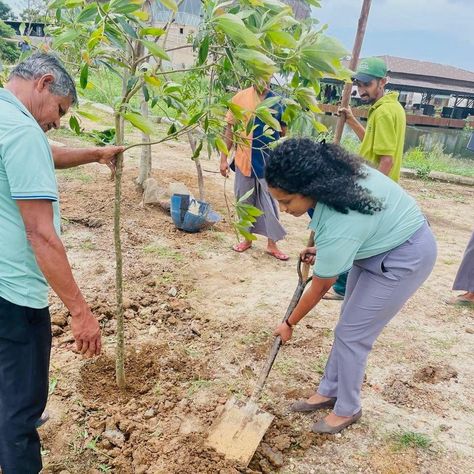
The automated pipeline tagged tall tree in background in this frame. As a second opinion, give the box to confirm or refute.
[0,1,16,20]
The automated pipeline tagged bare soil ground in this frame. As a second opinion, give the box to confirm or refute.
[40,125,474,474]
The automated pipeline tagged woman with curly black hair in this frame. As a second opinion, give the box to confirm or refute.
[266,138,437,434]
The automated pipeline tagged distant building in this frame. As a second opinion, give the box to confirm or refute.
[324,55,474,120]
[150,0,312,67]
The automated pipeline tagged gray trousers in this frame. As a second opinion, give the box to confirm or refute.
[234,168,286,242]
[317,222,437,416]
[453,229,474,293]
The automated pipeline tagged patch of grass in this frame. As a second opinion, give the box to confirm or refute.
[391,430,431,450]
[274,357,299,376]
[80,239,96,251]
[187,378,212,395]
[57,167,94,184]
[403,143,474,178]
[143,244,183,261]
[239,329,271,346]
[310,355,328,375]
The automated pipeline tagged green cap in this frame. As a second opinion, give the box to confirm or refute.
[352,57,387,82]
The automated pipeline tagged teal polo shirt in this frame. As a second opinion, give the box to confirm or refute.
[309,166,425,278]
[0,88,61,309]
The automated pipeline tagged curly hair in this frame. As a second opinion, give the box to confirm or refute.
[265,138,383,215]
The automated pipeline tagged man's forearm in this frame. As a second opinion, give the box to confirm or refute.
[378,155,394,176]
[51,145,100,169]
[29,230,88,317]
[347,118,365,141]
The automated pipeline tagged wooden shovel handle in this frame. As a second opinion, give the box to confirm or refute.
[301,231,315,281]
[250,259,308,402]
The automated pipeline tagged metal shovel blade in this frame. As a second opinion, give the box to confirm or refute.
[206,397,274,466]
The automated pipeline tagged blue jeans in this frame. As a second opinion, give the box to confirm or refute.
[0,296,51,474]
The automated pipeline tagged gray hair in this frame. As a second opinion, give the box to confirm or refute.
[9,53,78,105]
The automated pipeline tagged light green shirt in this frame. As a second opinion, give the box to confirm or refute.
[309,166,425,278]
[359,91,406,182]
[0,88,61,309]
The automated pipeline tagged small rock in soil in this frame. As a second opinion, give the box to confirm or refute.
[260,442,284,467]
[466,327,474,334]
[51,325,63,336]
[168,287,178,297]
[51,312,68,327]
[102,429,125,447]
[168,316,179,325]
[148,325,159,336]
[143,408,155,419]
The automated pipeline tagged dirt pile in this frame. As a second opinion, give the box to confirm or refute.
[413,364,458,384]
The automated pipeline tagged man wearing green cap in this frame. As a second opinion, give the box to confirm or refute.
[339,57,406,182]
[325,57,406,301]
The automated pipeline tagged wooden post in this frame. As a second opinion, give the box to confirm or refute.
[334,0,373,145]
[303,0,373,279]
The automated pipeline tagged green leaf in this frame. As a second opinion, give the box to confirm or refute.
[313,119,327,133]
[53,29,80,48]
[245,117,255,136]
[214,14,259,47]
[198,35,210,65]
[215,136,229,155]
[228,103,245,121]
[167,122,177,135]
[159,0,177,12]
[235,48,276,75]
[139,27,166,37]
[238,188,255,203]
[256,108,281,131]
[65,0,83,7]
[192,140,203,159]
[163,82,182,94]
[123,112,155,135]
[110,0,142,14]
[104,25,126,49]
[77,3,98,22]
[188,112,203,126]
[235,227,257,241]
[300,35,348,75]
[116,17,138,39]
[79,63,88,89]
[267,30,296,49]
[76,109,101,122]
[69,115,81,134]
[139,40,170,61]
[142,85,150,102]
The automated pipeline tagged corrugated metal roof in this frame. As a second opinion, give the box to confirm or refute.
[378,55,474,84]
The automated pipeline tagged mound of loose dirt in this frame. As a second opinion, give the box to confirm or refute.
[413,364,458,384]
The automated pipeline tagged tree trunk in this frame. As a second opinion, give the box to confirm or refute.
[137,98,152,188]
[136,40,152,189]
[187,131,205,201]
[114,111,126,390]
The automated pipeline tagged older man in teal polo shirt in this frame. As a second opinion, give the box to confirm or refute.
[0,53,123,473]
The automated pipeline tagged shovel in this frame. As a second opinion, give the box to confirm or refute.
[206,258,312,466]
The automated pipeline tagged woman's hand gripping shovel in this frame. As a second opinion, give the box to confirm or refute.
[206,257,312,466]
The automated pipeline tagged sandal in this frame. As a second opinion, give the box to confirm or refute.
[233,241,252,253]
[266,249,289,261]
[446,294,474,308]
[290,397,336,413]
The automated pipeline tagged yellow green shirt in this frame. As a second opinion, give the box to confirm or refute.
[359,91,406,182]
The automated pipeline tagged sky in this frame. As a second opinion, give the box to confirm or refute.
[313,0,474,71]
